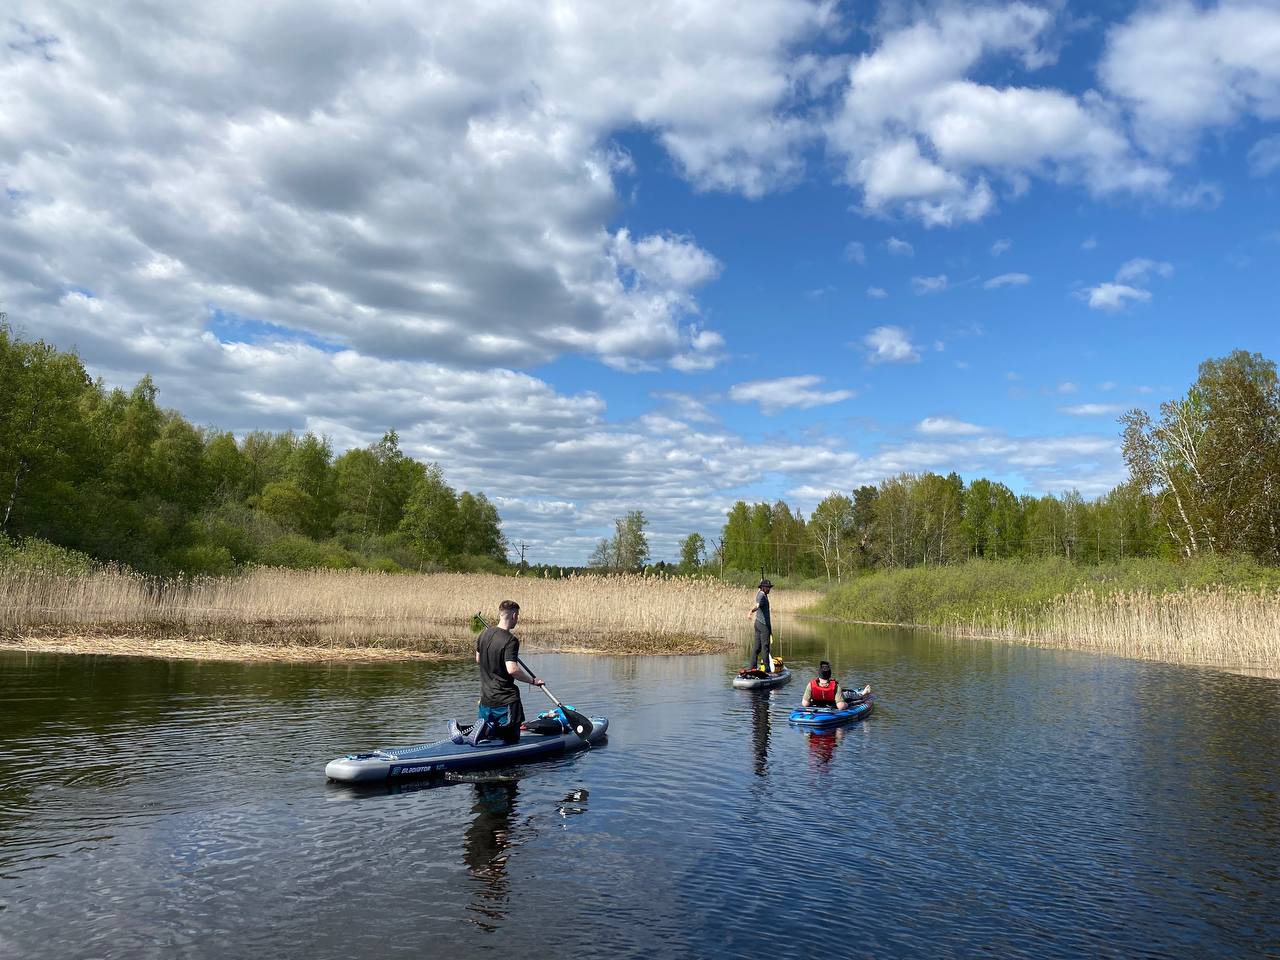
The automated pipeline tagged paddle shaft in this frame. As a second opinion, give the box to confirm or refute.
[516,656,568,711]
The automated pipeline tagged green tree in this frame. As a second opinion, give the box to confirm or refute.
[286,433,336,537]
[398,463,460,563]
[204,431,249,502]
[456,491,507,562]
[589,510,650,572]
[722,501,752,570]
[334,430,423,546]
[912,472,965,565]
[240,431,295,497]
[810,492,855,581]
[0,325,93,534]
[678,532,706,572]
[748,502,772,573]
[1024,494,1068,559]
[255,481,316,536]
[851,485,879,568]
[874,475,915,568]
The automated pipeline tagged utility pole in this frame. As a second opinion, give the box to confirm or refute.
[517,542,528,573]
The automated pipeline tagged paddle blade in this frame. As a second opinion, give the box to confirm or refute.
[469,612,487,634]
[561,707,594,741]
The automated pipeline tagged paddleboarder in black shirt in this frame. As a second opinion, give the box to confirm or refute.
[474,600,543,743]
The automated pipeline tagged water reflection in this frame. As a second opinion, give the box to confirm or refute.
[805,728,843,768]
[3,635,1279,959]
[462,779,522,931]
[557,788,589,818]
[749,692,771,777]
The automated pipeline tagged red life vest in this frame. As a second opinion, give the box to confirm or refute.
[808,677,839,705]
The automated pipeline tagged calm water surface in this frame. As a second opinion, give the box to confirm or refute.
[1,621,1278,959]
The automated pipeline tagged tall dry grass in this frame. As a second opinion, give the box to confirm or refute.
[956,588,1280,672]
[0,567,820,657]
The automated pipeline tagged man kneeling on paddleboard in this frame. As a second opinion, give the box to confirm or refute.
[470,600,543,744]
[801,661,848,710]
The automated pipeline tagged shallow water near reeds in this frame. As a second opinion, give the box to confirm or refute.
[1,620,1278,959]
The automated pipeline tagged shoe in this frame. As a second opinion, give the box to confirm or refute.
[447,719,470,745]
[465,721,491,746]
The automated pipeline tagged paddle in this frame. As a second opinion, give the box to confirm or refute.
[472,613,594,741]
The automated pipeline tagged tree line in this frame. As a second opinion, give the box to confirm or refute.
[0,322,507,575]
[693,350,1280,581]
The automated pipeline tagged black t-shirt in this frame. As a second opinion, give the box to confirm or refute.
[476,626,521,707]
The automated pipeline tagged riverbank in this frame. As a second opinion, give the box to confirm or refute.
[0,567,819,661]
[812,557,1280,673]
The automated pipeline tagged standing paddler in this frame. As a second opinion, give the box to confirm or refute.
[746,578,775,673]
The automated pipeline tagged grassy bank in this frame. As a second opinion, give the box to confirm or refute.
[813,557,1280,671]
[0,566,820,660]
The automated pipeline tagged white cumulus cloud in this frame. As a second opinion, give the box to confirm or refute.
[863,325,920,363]
[917,417,987,435]
[1248,136,1280,177]
[826,4,1168,225]
[1115,258,1174,284]
[844,241,867,264]
[1084,257,1173,311]
[1060,403,1125,416]
[1101,1,1280,156]
[984,272,1030,289]
[912,274,949,295]
[1084,283,1151,311]
[886,236,915,257]
[728,375,855,415]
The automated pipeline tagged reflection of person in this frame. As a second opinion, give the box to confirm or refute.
[807,728,842,766]
[746,578,774,672]
[463,780,519,930]
[474,600,544,743]
[750,691,771,777]
[802,661,847,709]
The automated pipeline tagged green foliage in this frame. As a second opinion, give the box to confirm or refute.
[0,324,510,578]
[170,543,236,577]
[0,535,97,575]
[258,535,358,570]
[1123,350,1280,563]
[399,463,461,562]
[720,469,1178,585]
[678,532,706,572]
[589,510,650,572]
[816,555,1280,626]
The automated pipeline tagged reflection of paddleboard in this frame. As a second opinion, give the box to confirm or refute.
[325,717,609,783]
[789,687,873,728]
[732,667,792,690]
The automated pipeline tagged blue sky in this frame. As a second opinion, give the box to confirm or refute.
[2,1,1278,563]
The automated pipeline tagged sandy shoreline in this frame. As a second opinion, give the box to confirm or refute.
[0,626,733,662]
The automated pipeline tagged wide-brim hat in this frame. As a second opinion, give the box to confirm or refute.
[758,578,773,588]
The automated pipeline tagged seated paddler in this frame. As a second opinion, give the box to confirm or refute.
[802,661,847,710]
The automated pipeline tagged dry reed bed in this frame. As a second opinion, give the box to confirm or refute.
[0,568,820,659]
[953,588,1280,672]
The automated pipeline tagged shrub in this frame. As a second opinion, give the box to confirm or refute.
[0,535,97,575]
[258,535,358,570]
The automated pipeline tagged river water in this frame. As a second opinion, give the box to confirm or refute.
[1,620,1278,959]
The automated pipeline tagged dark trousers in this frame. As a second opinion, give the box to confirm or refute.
[477,698,526,744]
[749,623,772,671]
